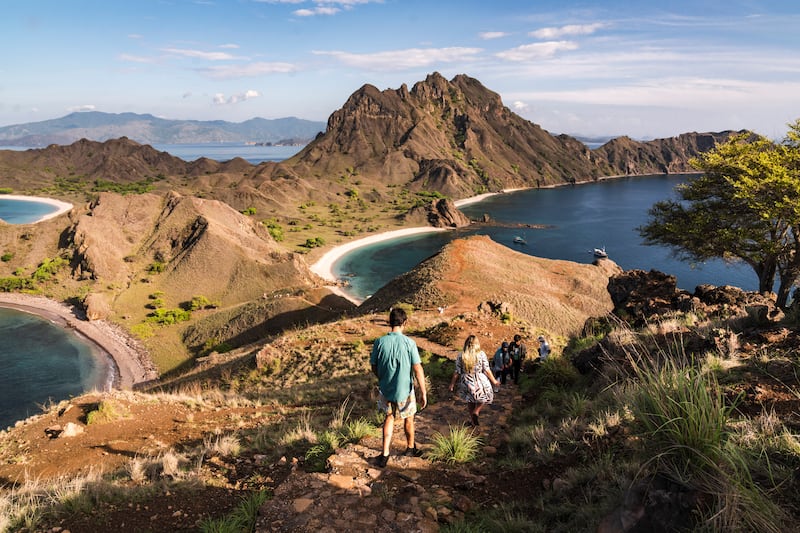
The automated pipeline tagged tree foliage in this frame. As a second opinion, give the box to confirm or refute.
[639,120,800,308]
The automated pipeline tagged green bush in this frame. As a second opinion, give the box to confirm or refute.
[262,219,284,241]
[241,207,257,216]
[147,261,166,274]
[0,277,34,292]
[301,236,325,249]
[1,252,13,262]
[31,257,67,282]
[146,308,192,325]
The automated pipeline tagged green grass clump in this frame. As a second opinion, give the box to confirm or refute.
[427,425,482,464]
[86,399,128,425]
[626,343,785,532]
[199,490,269,533]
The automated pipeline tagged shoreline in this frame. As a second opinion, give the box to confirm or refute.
[310,188,528,303]
[310,227,448,304]
[0,294,158,390]
[0,194,74,223]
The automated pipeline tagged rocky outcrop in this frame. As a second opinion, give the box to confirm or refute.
[608,270,783,327]
[404,198,471,228]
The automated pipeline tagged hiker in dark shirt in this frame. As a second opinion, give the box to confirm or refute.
[508,334,527,384]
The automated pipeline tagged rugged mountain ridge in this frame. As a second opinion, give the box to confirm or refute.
[288,72,738,198]
[0,73,738,222]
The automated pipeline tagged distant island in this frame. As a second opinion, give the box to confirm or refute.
[0,111,326,147]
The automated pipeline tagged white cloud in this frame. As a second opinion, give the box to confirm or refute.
[67,104,96,113]
[294,7,340,16]
[118,53,157,64]
[496,41,578,62]
[313,47,482,70]
[128,34,143,39]
[529,23,605,40]
[199,61,297,79]
[479,31,509,40]
[212,90,262,105]
[512,101,529,112]
[219,43,240,49]
[162,48,237,61]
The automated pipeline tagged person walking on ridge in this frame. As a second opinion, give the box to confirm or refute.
[450,335,499,427]
[370,307,427,468]
[509,334,527,384]
[538,335,551,362]
[493,341,511,389]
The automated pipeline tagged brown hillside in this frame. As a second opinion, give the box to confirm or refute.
[0,74,737,239]
[360,235,620,338]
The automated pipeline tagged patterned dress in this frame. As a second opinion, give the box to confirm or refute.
[455,351,494,404]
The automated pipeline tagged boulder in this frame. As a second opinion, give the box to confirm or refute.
[84,292,113,320]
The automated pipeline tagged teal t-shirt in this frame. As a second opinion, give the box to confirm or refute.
[370,331,421,403]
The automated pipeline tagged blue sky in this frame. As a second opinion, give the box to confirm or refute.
[1,0,798,139]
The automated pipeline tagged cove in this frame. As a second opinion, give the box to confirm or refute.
[0,196,66,224]
[0,307,110,428]
[333,175,756,300]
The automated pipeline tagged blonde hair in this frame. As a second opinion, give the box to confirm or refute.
[461,335,481,373]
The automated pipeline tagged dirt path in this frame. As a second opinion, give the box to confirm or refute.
[255,352,521,532]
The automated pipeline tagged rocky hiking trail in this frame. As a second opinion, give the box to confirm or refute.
[255,335,522,532]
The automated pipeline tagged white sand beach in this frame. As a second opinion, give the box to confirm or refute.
[311,226,448,285]
[0,293,158,390]
[0,194,74,223]
[310,190,529,303]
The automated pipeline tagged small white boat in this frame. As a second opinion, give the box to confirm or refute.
[593,246,608,258]
[513,236,527,245]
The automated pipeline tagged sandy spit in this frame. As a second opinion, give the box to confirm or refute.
[0,293,158,390]
[310,190,536,303]
[0,194,74,223]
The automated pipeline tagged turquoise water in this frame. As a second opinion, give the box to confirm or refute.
[334,174,756,300]
[0,308,109,428]
[0,197,59,224]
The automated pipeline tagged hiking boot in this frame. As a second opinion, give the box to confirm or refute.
[402,446,423,458]
[375,454,389,468]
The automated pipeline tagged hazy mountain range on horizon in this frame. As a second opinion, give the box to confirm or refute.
[0,111,327,147]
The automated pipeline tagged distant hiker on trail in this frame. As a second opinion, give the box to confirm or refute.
[492,341,511,389]
[370,307,427,468]
[450,335,499,427]
[509,334,527,384]
[538,335,551,362]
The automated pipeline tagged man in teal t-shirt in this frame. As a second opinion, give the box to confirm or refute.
[370,307,427,467]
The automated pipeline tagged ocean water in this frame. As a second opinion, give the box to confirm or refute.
[151,143,303,164]
[0,142,303,427]
[0,143,303,166]
[0,197,59,224]
[334,174,756,300]
[0,308,108,428]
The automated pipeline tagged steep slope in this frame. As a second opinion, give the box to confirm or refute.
[0,74,736,232]
[360,234,620,338]
[288,72,735,199]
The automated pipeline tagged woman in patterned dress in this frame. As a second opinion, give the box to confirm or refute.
[449,335,500,426]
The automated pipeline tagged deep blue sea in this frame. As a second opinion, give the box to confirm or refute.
[0,308,108,428]
[334,174,756,300]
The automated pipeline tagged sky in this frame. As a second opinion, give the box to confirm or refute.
[1,0,799,140]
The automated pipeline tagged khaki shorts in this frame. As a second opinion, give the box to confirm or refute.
[377,389,417,420]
